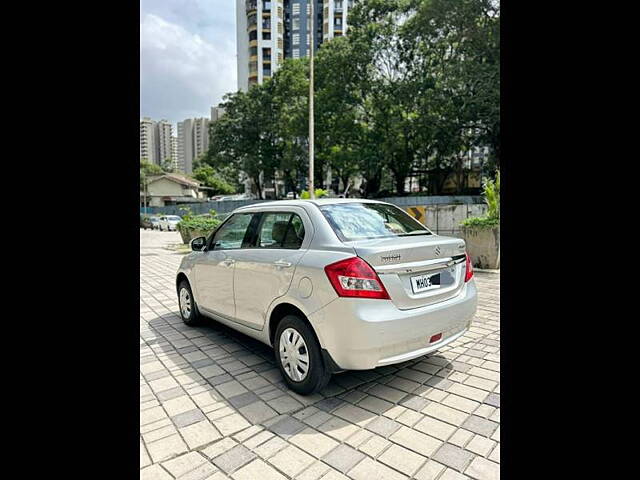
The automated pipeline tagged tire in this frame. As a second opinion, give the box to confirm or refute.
[178,280,202,326]
[274,315,331,395]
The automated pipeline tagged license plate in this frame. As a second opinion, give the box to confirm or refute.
[410,272,441,294]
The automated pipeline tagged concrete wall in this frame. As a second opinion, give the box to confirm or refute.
[141,196,487,236]
[460,226,500,269]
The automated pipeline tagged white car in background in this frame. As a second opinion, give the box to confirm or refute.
[158,215,182,231]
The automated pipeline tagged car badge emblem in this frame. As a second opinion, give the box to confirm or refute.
[381,254,401,263]
[434,246,441,256]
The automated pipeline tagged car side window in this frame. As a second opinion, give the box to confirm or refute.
[284,214,305,249]
[212,213,255,250]
[257,213,305,249]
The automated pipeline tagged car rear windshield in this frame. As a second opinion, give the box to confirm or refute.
[319,203,431,241]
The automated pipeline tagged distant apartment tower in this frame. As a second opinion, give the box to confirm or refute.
[193,118,210,162]
[177,118,210,174]
[211,106,226,122]
[171,136,178,171]
[140,118,157,164]
[156,120,174,166]
[237,1,352,91]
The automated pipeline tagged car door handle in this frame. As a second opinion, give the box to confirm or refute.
[273,260,292,268]
[222,259,235,267]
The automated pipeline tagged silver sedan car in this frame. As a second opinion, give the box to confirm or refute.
[176,199,477,394]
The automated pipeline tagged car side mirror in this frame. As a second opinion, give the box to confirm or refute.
[191,236,206,251]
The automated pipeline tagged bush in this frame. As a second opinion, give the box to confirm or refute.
[177,214,221,244]
[300,188,328,199]
[460,216,500,228]
[460,170,500,229]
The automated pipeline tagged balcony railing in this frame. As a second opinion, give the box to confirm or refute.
[246,1,257,13]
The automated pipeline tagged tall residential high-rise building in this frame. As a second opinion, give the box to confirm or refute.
[322,0,354,41]
[177,119,193,174]
[140,118,157,164]
[177,117,210,174]
[171,136,178,171]
[140,117,175,166]
[156,120,174,167]
[193,118,210,162]
[237,1,354,91]
[211,106,226,122]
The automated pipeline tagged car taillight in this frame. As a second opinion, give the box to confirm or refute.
[464,252,474,282]
[324,257,390,299]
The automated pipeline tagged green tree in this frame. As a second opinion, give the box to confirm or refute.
[403,0,500,183]
[140,159,164,189]
[192,165,236,196]
[271,59,310,195]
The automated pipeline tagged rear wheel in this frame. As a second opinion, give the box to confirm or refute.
[178,280,201,326]
[274,315,331,395]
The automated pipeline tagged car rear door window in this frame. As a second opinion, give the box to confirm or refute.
[257,213,305,249]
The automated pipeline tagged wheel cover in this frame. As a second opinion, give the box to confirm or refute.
[179,288,192,318]
[279,327,310,382]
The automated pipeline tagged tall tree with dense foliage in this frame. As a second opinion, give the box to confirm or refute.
[206,0,499,198]
[192,165,236,196]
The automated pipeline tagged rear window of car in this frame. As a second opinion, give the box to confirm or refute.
[319,203,431,241]
[167,216,181,221]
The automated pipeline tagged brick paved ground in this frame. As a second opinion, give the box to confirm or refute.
[140,229,500,480]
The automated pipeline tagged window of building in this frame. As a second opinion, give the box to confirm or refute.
[262,31,271,40]
[249,30,258,41]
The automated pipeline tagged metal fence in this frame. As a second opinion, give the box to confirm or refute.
[140,195,487,236]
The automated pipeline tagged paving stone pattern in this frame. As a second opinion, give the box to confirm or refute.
[140,230,500,479]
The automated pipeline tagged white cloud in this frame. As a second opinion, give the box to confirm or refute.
[140,10,237,126]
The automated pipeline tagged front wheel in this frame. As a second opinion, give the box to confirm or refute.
[178,280,201,326]
[274,315,331,395]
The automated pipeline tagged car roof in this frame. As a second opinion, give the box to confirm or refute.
[235,198,391,211]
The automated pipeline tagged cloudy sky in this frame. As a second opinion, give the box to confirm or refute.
[140,0,237,127]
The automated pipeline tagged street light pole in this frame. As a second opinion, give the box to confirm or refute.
[308,0,315,199]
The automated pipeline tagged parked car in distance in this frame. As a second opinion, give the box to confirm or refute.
[141,215,161,230]
[141,215,152,229]
[286,191,296,199]
[158,215,182,231]
[175,199,477,395]
[149,217,161,229]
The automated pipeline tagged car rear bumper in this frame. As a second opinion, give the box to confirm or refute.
[309,279,477,370]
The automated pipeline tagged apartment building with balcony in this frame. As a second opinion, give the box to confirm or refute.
[177,118,210,175]
[237,0,284,91]
[322,0,354,41]
[156,119,174,167]
[140,118,175,166]
[140,118,157,164]
[237,1,354,91]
